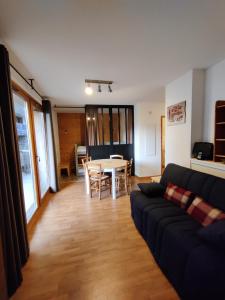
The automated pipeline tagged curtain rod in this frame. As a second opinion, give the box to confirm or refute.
[54,105,85,109]
[10,63,44,100]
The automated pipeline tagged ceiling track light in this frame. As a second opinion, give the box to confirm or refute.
[84,79,113,95]
[85,82,93,95]
[108,84,112,93]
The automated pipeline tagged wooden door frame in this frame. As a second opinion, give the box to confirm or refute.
[12,81,42,212]
[31,102,50,200]
[161,115,165,175]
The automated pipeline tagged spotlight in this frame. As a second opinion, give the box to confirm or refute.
[98,84,102,93]
[108,84,112,93]
[85,83,93,95]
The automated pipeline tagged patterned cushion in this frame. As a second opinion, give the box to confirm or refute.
[164,183,194,209]
[187,197,225,227]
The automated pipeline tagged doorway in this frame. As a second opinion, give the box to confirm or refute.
[13,92,38,222]
[161,116,165,174]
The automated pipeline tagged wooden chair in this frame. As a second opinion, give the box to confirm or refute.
[110,154,123,159]
[115,158,133,194]
[81,156,92,170]
[127,158,133,193]
[87,163,111,200]
[110,154,124,172]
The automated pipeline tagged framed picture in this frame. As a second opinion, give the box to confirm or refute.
[167,101,186,125]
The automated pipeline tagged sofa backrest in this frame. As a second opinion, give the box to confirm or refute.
[160,163,225,211]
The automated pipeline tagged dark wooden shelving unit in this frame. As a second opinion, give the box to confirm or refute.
[214,100,225,162]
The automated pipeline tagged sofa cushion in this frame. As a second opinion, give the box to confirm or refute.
[160,163,193,189]
[138,182,165,197]
[183,243,225,300]
[164,183,194,209]
[143,204,187,252]
[158,218,202,292]
[130,191,173,236]
[197,219,225,250]
[187,197,225,226]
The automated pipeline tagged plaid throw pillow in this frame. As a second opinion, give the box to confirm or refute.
[164,183,194,209]
[187,197,225,227]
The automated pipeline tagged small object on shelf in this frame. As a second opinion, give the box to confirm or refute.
[197,152,203,160]
[214,100,225,162]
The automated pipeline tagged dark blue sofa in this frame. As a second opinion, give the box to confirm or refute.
[130,163,225,300]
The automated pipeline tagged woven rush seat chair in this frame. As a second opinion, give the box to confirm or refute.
[87,163,111,200]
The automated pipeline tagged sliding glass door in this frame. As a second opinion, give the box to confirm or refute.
[33,106,49,198]
[13,92,38,222]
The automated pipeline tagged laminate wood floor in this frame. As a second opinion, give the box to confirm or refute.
[12,180,179,300]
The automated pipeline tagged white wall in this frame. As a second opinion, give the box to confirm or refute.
[135,100,165,177]
[203,58,225,142]
[191,70,205,149]
[165,70,205,168]
[6,44,43,104]
[165,71,193,167]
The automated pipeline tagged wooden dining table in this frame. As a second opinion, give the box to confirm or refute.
[85,158,127,199]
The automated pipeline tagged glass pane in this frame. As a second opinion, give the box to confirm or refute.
[33,109,49,198]
[103,108,110,145]
[97,108,103,145]
[112,108,119,144]
[86,109,98,146]
[119,108,126,144]
[13,93,37,222]
[126,108,133,144]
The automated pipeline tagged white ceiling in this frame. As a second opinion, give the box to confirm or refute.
[1,0,225,105]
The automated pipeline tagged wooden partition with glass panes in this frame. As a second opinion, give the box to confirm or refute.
[85,105,134,174]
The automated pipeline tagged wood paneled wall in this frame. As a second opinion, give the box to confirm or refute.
[57,113,85,171]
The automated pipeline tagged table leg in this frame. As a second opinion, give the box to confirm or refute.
[112,168,116,199]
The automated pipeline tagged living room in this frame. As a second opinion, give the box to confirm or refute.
[1,1,225,300]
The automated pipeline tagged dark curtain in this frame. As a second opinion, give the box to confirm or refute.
[42,100,59,192]
[0,231,7,300]
[0,45,29,297]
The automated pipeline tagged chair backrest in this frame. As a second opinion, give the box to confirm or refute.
[127,158,133,176]
[87,163,103,178]
[81,156,92,168]
[110,154,123,159]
